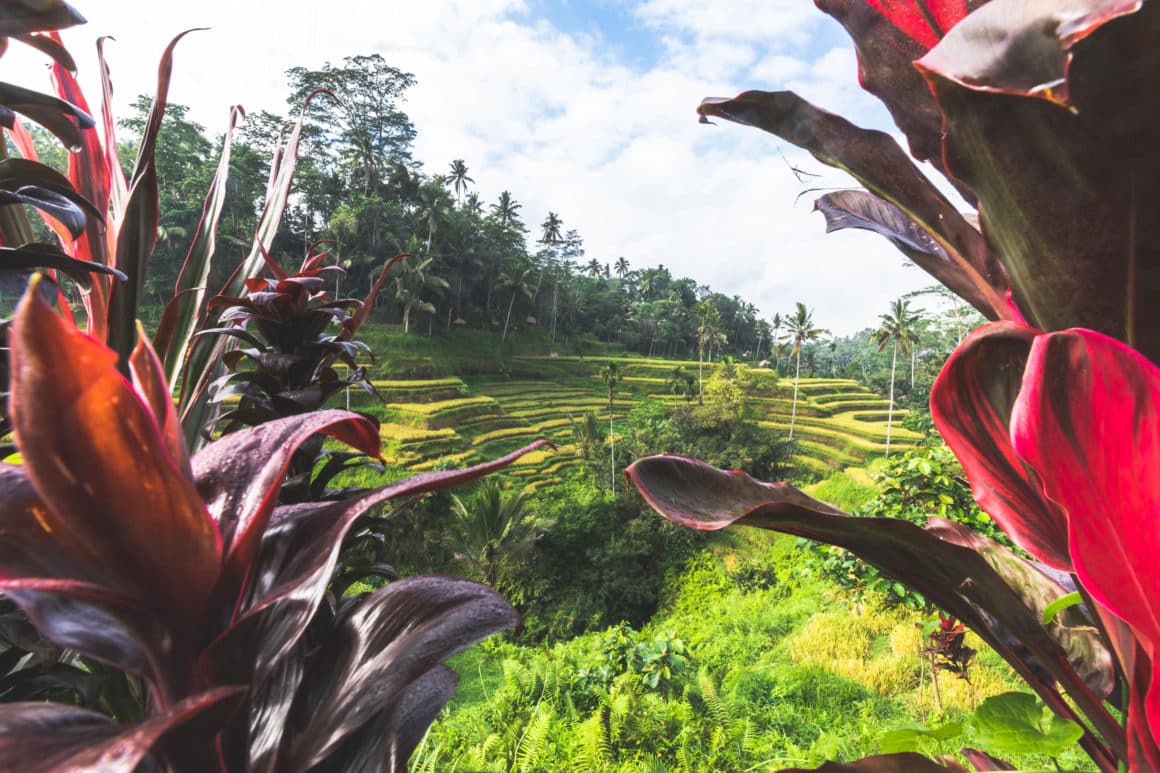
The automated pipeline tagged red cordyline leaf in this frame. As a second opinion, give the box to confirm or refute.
[930,322,1071,570]
[863,0,973,48]
[1011,328,1160,747]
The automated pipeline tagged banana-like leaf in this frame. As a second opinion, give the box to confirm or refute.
[696,89,1006,320]
[916,0,1160,361]
[0,81,92,150]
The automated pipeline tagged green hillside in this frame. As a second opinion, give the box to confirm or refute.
[346,354,919,494]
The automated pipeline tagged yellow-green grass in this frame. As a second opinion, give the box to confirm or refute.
[818,399,899,413]
[792,454,836,478]
[503,401,632,419]
[761,421,916,456]
[378,423,457,444]
[525,476,564,496]
[386,395,498,415]
[406,449,479,472]
[509,443,573,468]
[370,377,466,403]
[471,418,571,447]
[813,392,880,405]
[792,439,863,468]
[776,412,920,444]
[844,410,896,422]
[780,380,873,396]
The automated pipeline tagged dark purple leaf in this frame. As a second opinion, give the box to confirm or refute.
[0,244,125,290]
[0,3,85,37]
[958,748,1016,770]
[930,322,1071,570]
[283,575,518,769]
[817,0,984,203]
[0,81,93,150]
[626,455,1124,767]
[915,0,1160,361]
[696,89,1006,319]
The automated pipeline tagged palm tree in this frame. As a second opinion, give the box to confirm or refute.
[785,302,829,440]
[584,258,602,278]
[570,411,602,461]
[599,361,620,494]
[491,190,522,227]
[694,301,719,405]
[540,211,563,245]
[498,267,535,343]
[870,298,922,457]
[769,313,784,368]
[446,159,474,205]
[446,479,544,587]
[393,255,450,334]
[667,366,696,404]
[614,257,630,278]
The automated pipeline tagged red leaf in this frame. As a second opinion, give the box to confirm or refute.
[1012,329,1160,740]
[930,322,1071,570]
[8,284,221,634]
[129,325,192,481]
[864,0,973,48]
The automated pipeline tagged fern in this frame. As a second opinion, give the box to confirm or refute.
[515,704,554,773]
[696,670,731,728]
[574,710,611,772]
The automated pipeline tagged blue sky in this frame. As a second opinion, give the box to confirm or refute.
[7,0,939,335]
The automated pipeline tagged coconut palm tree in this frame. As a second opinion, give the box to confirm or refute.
[498,267,535,343]
[769,313,784,369]
[599,361,620,494]
[585,258,602,278]
[491,190,522,227]
[446,479,544,587]
[447,159,474,205]
[540,211,563,244]
[393,255,450,334]
[785,302,829,440]
[614,257,630,278]
[870,298,922,457]
[694,301,719,405]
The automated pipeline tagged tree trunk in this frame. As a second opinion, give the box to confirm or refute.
[789,347,802,440]
[697,346,704,406]
[502,291,517,343]
[910,346,916,388]
[403,303,412,334]
[886,342,897,458]
[609,402,615,496]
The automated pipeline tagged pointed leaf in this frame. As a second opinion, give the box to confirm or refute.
[817,0,983,202]
[931,322,1071,570]
[697,89,1006,319]
[916,0,1160,360]
[1012,328,1160,741]
[0,2,84,37]
[284,575,518,769]
[129,324,192,481]
[160,105,244,387]
[0,244,124,290]
[0,81,93,150]
[12,32,77,72]
[7,285,220,666]
[0,686,243,772]
[345,252,409,338]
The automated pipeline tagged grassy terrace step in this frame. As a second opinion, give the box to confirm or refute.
[746,397,833,419]
[776,412,921,443]
[471,381,590,397]
[378,423,458,444]
[384,396,502,429]
[406,449,479,472]
[821,399,898,413]
[813,391,878,404]
[471,418,573,447]
[760,420,916,456]
[792,439,863,468]
[780,380,873,396]
[793,454,838,477]
[845,410,903,423]
[369,377,466,403]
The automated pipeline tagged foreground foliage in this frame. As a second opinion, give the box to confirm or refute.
[631,0,1160,770]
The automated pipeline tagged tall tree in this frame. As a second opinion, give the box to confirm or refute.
[393,255,449,333]
[785,302,828,440]
[584,258,602,278]
[447,159,474,205]
[870,298,922,457]
[614,256,630,278]
[694,301,720,405]
[491,191,522,227]
[540,211,563,245]
[599,361,620,494]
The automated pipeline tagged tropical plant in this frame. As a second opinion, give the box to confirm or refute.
[393,252,449,334]
[0,283,546,769]
[539,211,563,245]
[667,366,697,405]
[447,158,473,205]
[630,1,1160,770]
[870,298,922,457]
[784,302,828,440]
[446,478,547,587]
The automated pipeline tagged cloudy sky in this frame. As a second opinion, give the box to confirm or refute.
[8,0,941,335]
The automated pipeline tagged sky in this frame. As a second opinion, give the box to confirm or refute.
[6,0,943,335]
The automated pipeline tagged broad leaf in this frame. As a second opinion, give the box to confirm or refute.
[1012,329,1160,742]
[930,322,1071,570]
[0,81,93,151]
[878,722,963,753]
[970,692,1084,757]
[916,0,1160,361]
[0,2,84,38]
[696,89,1005,320]
[0,244,124,290]
[816,0,984,202]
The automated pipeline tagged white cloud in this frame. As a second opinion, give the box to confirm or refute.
[3,0,930,335]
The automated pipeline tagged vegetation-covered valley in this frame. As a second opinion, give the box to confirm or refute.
[0,1,1147,771]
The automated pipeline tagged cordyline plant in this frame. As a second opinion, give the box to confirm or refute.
[0,280,547,770]
[627,1,1160,770]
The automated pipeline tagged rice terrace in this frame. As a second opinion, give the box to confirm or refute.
[0,0,1151,771]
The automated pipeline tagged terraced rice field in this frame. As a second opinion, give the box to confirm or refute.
[344,358,918,495]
